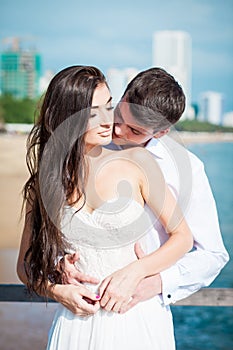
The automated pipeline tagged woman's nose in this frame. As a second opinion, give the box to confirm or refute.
[99,107,113,126]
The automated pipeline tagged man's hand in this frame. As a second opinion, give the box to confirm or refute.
[119,242,162,313]
[59,252,99,286]
[99,260,143,313]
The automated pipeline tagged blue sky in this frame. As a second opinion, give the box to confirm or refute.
[1,0,233,111]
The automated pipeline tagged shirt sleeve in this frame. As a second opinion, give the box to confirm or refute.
[160,157,229,306]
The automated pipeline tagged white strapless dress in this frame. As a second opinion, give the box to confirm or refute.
[46,198,175,350]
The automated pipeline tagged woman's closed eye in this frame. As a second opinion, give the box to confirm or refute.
[90,113,97,118]
[91,105,114,118]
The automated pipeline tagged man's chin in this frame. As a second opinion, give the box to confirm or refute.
[112,135,127,145]
[112,136,139,148]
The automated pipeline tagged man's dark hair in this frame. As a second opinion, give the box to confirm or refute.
[122,67,186,132]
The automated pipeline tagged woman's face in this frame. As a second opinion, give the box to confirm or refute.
[85,83,113,151]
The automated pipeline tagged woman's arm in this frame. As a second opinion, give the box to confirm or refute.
[99,148,193,312]
[17,202,100,316]
[138,150,193,276]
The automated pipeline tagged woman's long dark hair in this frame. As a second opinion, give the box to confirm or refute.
[23,65,107,294]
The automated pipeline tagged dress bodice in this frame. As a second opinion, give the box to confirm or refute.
[61,198,157,290]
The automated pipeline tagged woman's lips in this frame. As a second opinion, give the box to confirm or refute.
[98,129,112,137]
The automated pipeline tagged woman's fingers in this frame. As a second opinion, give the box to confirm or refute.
[70,251,80,263]
[74,270,100,284]
[78,298,100,315]
[79,285,100,300]
[71,285,101,315]
[77,285,100,314]
[60,253,99,285]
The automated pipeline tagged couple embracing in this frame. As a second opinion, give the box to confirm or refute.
[17,66,229,349]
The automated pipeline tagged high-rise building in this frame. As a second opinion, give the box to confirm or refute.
[222,112,233,127]
[198,91,224,125]
[153,30,192,119]
[0,38,41,99]
[107,67,139,103]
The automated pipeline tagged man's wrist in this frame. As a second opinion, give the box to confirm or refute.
[160,265,180,305]
[151,273,162,295]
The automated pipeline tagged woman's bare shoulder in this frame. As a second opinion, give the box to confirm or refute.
[99,147,146,173]
[100,147,155,173]
[121,146,154,162]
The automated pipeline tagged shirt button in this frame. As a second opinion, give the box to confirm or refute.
[167,294,171,298]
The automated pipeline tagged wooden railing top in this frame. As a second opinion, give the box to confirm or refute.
[175,287,233,307]
[0,284,233,306]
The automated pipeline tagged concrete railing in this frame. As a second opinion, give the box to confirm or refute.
[0,284,233,306]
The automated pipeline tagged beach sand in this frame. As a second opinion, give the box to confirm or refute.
[170,130,233,145]
[0,134,57,350]
[0,134,28,250]
[0,133,28,284]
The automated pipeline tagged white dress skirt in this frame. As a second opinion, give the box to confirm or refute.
[46,198,176,350]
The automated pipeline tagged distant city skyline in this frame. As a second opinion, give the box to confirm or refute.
[199,91,224,125]
[0,48,41,99]
[1,0,233,112]
[153,30,192,118]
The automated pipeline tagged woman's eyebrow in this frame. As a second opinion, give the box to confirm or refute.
[92,96,112,109]
[106,96,112,104]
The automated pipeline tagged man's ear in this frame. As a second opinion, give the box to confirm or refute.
[153,128,170,139]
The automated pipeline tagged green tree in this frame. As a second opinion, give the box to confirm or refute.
[175,119,233,132]
[0,94,39,123]
[191,103,199,119]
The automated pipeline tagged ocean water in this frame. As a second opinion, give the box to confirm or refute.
[171,142,233,350]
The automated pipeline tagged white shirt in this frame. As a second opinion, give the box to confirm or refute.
[145,136,229,305]
[108,136,229,305]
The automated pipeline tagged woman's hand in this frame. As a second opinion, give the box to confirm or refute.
[50,283,101,316]
[98,260,145,313]
[58,252,100,286]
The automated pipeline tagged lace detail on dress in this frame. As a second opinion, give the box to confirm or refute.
[61,197,154,290]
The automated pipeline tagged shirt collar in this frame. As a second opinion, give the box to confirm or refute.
[145,137,164,159]
[107,137,167,160]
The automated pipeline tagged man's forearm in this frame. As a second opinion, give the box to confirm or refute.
[160,248,229,305]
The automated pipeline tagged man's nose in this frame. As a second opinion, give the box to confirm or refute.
[114,123,127,137]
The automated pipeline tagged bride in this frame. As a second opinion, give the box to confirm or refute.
[17,65,193,349]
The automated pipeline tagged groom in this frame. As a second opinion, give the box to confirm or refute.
[57,67,229,314]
